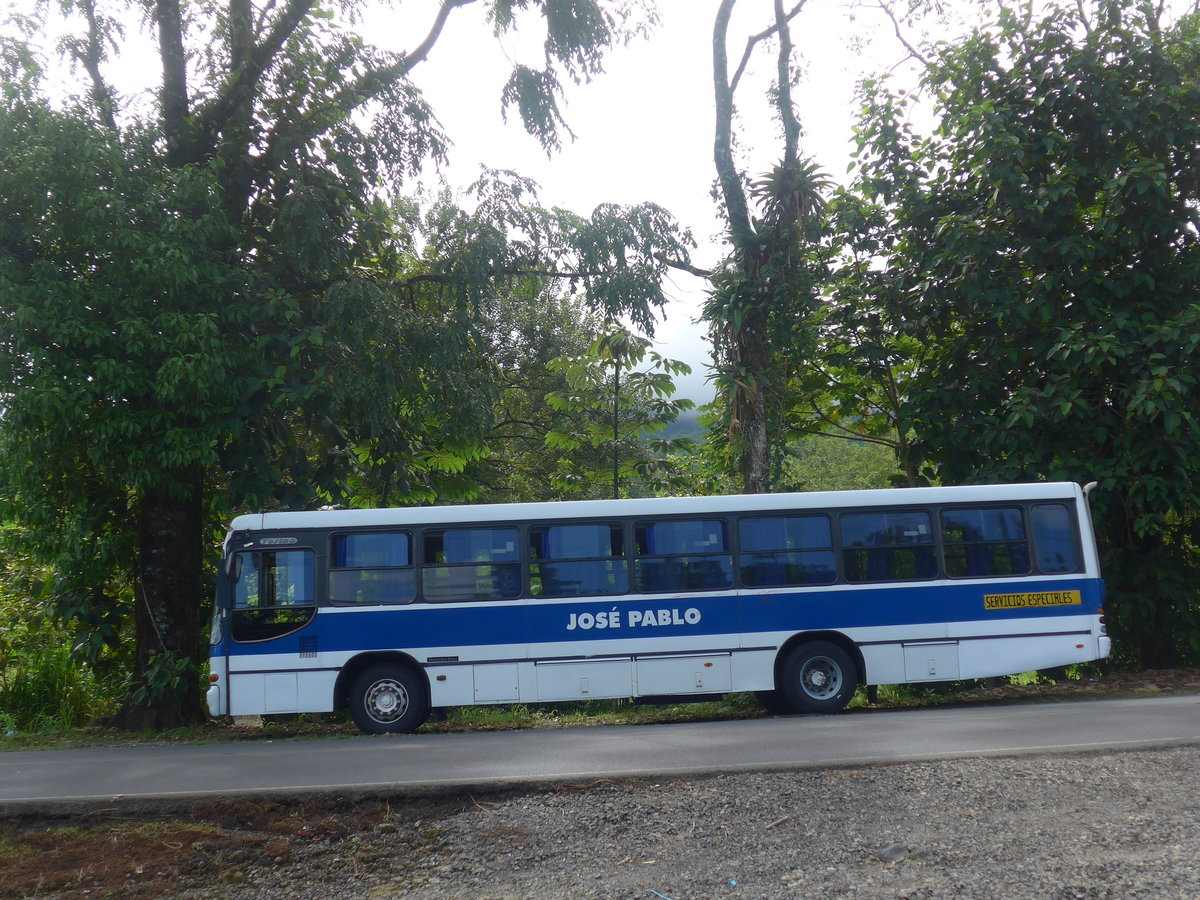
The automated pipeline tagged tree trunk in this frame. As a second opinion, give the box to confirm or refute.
[114,472,208,730]
[737,309,772,495]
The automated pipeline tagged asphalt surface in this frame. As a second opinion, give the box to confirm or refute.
[2,694,1198,814]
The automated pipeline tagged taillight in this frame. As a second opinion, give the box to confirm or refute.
[1098,607,1107,635]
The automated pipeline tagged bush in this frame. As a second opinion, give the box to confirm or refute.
[0,548,122,733]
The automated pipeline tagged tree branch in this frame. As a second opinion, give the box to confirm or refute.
[729,1,806,93]
[791,399,898,447]
[187,0,315,163]
[79,0,117,130]
[199,0,476,181]
[773,0,802,221]
[870,1,931,70]
[401,0,478,77]
[714,0,753,247]
[309,0,480,124]
[657,253,712,278]
[155,0,189,163]
[396,267,607,289]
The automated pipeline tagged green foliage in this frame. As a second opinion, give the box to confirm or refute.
[0,643,118,733]
[0,0,693,729]
[782,190,930,487]
[129,651,196,708]
[777,435,906,493]
[749,158,832,231]
[842,0,1200,664]
[491,0,655,153]
[467,282,603,503]
[703,214,832,492]
[545,325,696,498]
[0,533,122,731]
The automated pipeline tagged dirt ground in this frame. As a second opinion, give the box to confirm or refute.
[2,667,1198,899]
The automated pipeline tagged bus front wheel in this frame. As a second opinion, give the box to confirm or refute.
[349,664,429,734]
[779,641,856,714]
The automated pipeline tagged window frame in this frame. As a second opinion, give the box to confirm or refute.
[229,546,318,643]
[938,505,1033,580]
[736,513,837,587]
[529,521,629,599]
[420,525,523,604]
[633,517,735,594]
[838,508,938,584]
[328,530,417,606]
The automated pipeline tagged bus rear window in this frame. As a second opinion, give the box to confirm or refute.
[1031,504,1079,573]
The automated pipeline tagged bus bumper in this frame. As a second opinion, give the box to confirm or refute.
[205,683,223,717]
[1098,636,1111,660]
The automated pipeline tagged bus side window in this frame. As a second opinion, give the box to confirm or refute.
[329,532,416,605]
[423,527,521,602]
[941,507,1031,577]
[738,515,836,587]
[231,549,317,642]
[530,524,628,598]
[1031,504,1079,573]
[635,519,733,593]
[841,510,936,583]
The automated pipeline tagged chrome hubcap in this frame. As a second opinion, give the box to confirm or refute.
[365,678,409,723]
[800,656,842,700]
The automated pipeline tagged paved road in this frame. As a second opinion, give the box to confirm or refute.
[2,695,1198,813]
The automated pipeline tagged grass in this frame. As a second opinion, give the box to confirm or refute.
[428,692,767,731]
[0,644,121,734]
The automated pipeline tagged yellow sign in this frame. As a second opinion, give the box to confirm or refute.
[983,590,1082,611]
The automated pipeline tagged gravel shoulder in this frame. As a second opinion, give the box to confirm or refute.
[4,674,1200,899]
[165,744,1199,900]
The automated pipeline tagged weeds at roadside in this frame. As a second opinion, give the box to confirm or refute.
[0,799,421,899]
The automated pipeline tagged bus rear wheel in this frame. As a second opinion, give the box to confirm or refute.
[779,641,856,714]
[349,664,429,734]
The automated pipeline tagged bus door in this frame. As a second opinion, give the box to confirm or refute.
[226,543,320,715]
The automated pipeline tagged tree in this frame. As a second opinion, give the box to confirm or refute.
[783,191,929,487]
[844,0,1200,664]
[467,278,603,504]
[0,0,691,728]
[776,434,905,492]
[545,325,695,498]
[706,0,831,493]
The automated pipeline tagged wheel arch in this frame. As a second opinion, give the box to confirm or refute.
[773,631,865,689]
[334,651,428,711]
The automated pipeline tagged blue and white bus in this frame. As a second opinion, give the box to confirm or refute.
[206,482,1109,733]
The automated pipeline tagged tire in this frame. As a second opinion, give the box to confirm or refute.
[348,664,429,734]
[778,641,857,714]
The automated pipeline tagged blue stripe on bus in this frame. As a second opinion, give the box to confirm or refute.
[221,577,1102,659]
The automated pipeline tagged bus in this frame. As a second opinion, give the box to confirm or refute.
[205,482,1109,734]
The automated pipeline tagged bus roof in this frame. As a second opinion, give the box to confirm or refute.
[226,482,1086,534]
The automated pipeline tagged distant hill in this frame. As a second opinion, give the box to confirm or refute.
[657,408,706,442]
